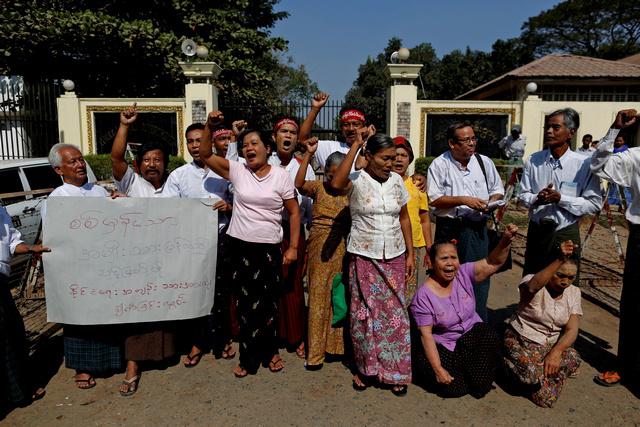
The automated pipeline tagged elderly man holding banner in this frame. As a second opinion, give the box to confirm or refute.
[42,143,123,391]
[590,109,640,391]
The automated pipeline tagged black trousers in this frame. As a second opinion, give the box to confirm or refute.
[619,222,640,386]
[413,322,500,398]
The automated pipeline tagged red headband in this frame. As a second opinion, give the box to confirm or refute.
[340,109,366,123]
[273,118,299,133]
[212,129,232,139]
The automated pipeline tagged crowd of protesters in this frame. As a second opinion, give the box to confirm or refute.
[1,91,638,414]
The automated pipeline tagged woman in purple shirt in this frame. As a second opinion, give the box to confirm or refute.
[410,224,517,397]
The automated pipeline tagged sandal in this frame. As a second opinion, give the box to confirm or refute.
[74,376,96,390]
[269,356,285,373]
[391,385,408,396]
[183,351,203,368]
[233,365,248,378]
[32,387,46,401]
[594,371,621,387]
[119,375,140,397]
[352,375,368,391]
[222,343,236,360]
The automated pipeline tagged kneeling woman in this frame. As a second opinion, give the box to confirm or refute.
[503,240,582,408]
[410,225,516,398]
[199,111,300,377]
[331,131,414,396]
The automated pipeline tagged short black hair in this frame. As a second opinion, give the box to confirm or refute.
[446,122,473,141]
[185,123,205,138]
[365,133,395,156]
[582,134,593,141]
[272,114,300,131]
[237,128,275,153]
[136,141,170,176]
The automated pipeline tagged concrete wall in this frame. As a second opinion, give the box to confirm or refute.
[57,78,219,162]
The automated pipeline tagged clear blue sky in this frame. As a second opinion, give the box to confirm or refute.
[271,0,560,101]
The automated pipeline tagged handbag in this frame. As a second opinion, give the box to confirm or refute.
[331,272,347,326]
[474,154,512,272]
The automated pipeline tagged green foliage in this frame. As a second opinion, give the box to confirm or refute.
[271,57,320,102]
[167,155,186,173]
[0,1,290,102]
[85,154,185,181]
[414,156,434,176]
[84,154,112,181]
[522,0,640,60]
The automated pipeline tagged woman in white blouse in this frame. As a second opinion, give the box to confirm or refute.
[503,240,582,408]
[332,131,414,396]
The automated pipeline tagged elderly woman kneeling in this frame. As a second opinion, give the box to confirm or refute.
[503,240,582,408]
[410,224,517,398]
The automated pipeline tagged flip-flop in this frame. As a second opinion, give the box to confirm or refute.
[32,388,46,401]
[269,357,285,373]
[74,377,96,390]
[119,375,140,397]
[352,378,368,391]
[391,385,408,396]
[222,344,236,360]
[183,351,203,368]
[594,371,621,387]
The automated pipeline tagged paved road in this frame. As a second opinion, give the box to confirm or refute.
[3,266,639,426]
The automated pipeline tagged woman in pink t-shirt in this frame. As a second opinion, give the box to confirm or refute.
[200,111,301,378]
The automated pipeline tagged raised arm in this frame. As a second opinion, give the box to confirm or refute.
[295,137,319,195]
[111,103,137,181]
[200,111,230,180]
[591,109,638,188]
[299,92,329,141]
[473,223,518,283]
[330,129,365,191]
[522,240,576,296]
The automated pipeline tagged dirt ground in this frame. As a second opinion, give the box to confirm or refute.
[3,263,639,427]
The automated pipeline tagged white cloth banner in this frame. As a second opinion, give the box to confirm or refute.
[43,197,218,325]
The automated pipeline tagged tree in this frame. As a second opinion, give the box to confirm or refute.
[522,0,640,59]
[270,57,319,102]
[0,0,289,101]
[345,38,439,129]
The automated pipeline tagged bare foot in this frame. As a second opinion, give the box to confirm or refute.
[233,365,248,378]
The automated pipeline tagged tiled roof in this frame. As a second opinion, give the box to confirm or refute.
[457,54,640,99]
[618,53,640,65]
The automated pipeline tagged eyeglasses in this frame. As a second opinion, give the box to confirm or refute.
[555,272,576,280]
[455,136,477,145]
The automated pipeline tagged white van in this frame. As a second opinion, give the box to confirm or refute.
[0,158,97,244]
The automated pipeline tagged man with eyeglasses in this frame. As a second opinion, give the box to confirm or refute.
[427,122,504,321]
[518,108,602,280]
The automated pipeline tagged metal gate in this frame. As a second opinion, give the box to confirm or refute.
[219,99,344,140]
[0,77,63,159]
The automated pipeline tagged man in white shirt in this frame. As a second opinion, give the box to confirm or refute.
[43,143,122,391]
[111,104,169,197]
[164,123,234,365]
[518,108,602,279]
[577,134,595,156]
[427,122,505,321]
[590,108,640,390]
[299,93,427,190]
[499,125,527,161]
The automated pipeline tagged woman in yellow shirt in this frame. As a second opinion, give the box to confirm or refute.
[393,136,433,302]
